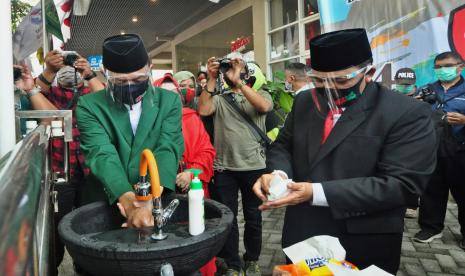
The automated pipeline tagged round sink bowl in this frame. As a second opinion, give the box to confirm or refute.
[58,194,233,276]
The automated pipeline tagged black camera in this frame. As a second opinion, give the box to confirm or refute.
[62,51,79,66]
[13,67,22,82]
[217,58,232,74]
[418,86,437,104]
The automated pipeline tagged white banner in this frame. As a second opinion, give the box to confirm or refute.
[12,2,42,62]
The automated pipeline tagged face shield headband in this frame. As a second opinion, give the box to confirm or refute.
[106,70,151,109]
[308,65,371,114]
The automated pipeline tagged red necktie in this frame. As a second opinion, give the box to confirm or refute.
[321,109,341,144]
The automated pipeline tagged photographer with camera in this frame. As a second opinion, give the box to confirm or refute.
[13,64,57,135]
[414,51,465,248]
[198,56,272,276]
[35,49,104,274]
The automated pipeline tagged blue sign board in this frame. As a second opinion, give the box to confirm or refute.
[87,55,103,71]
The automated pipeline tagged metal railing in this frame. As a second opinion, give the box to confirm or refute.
[0,110,74,276]
[0,125,52,276]
[16,110,73,184]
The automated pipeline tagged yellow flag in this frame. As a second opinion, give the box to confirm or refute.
[36,47,45,65]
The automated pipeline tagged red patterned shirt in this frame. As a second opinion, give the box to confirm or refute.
[43,85,91,178]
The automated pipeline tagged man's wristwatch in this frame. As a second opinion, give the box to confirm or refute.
[84,71,97,81]
[38,73,52,86]
[26,86,42,99]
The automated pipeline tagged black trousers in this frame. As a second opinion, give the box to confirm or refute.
[210,169,265,270]
[341,232,402,274]
[419,150,465,235]
[53,168,84,275]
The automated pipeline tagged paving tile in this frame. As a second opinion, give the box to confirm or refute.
[420,259,442,273]
[402,241,416,252]
[404,263,426,276]
[435,254,457,273]
[415,247,449,255]
[402,251,436,259]
[450,250,465,264]
[451,267,465,274]
[412,241,432,249]
[257,254,273,269]
[268,233,282,244]
[431,243,462,251]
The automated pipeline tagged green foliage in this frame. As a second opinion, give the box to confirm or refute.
[11,0,32,33]
[265,70,294,114]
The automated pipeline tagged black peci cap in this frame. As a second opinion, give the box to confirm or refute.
[102,34,149,73]
[309,28,372,72]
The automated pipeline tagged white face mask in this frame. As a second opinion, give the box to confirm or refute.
[57,67,82,89]
[284,80,293,92]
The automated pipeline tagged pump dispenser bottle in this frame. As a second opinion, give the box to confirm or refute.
[185,169,205,236]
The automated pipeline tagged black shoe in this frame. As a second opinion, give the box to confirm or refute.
[413,230,442,243]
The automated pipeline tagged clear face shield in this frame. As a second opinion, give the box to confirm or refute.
[105,69,151,109]
[307,65,371,116]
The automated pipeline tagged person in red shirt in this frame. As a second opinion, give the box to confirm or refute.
[154,75,216,275]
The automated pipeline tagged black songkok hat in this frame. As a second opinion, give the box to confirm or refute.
[309,28,372,72]
[102,34,149,73]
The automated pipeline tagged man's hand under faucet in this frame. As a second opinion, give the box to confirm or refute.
[116,188,164,228]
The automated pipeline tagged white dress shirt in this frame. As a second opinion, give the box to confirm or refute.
[273,108,344,207]
[295,83,314,96]
[125,101,142,135]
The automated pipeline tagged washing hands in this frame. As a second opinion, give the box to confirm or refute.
[117,189,162,228]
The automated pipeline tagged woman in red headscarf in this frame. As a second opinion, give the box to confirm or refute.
[154,74,217,276]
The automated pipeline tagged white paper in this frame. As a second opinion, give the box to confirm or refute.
[283,235,346,263]
[268,174,291,201]
[283,235,393,276]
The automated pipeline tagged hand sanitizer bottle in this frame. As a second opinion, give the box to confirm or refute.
[186,169,205,236]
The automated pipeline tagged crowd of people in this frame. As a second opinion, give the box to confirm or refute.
[12,28,465,276]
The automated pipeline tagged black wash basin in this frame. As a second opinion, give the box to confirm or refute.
[58,195,233,275]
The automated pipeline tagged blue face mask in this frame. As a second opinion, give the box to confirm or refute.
[396,84,414,94]
[435,66,458,82]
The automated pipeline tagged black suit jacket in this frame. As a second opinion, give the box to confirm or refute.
[267,82,437,248]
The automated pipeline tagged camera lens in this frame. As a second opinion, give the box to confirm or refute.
[219,59,232,74]
[63,53,79,66]
[13,67,22,81]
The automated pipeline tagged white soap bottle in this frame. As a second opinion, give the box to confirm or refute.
[187,169,205,236]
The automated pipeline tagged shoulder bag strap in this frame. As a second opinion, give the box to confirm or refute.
[223,93,272,146]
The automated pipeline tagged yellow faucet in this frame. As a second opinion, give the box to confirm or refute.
[134,149,179,241]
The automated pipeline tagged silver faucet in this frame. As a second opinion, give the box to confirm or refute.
[136,149,180,241]
[151,197,180,240]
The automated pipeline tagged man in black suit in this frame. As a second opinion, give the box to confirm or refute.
[253,28,437,274]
